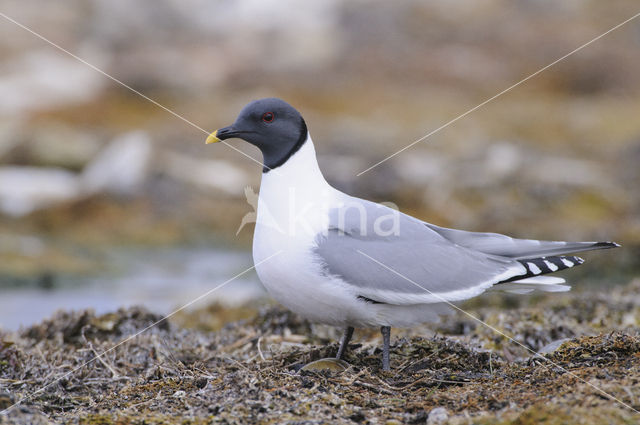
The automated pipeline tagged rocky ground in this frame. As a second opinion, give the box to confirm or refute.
[1,280,639,424]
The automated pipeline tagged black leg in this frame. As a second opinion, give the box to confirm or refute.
[381,326,391,371]
[336,326,354,360]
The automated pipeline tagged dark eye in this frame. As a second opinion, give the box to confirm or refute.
[261,112,274,123]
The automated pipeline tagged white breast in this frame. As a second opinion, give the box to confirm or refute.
[254,136,334,247]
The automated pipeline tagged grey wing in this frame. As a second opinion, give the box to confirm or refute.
[313,198,526,305]
[425,224,619,260]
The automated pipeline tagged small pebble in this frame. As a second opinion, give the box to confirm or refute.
[427,407,448,425]
[300,358,349,373]
[173,390,186,398]
[537,338,572,354]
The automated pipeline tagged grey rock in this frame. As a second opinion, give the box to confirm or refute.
[27,123,101,169]
[81,131,152,196]
[0,166,80,216]
[163,151,251,195]
[0,51,105,115]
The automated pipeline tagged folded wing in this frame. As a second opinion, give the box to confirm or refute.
[425,224,618,260]
[313,197,618,305]
[313,198,527,305]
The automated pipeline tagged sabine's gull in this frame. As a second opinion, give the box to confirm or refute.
[206,98,619,370]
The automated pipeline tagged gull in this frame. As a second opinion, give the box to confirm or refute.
[206,98,619,371]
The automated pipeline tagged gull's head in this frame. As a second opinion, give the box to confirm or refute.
[207,98,308,170]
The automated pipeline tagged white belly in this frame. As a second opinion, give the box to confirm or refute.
[253,228,350,326]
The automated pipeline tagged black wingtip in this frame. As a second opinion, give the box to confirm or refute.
[593,241,621,249]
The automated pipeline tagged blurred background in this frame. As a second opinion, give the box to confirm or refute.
[0,0,639,329]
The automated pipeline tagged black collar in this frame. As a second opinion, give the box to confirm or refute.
[263,118,308,173]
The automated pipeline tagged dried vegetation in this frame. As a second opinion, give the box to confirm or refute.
[1,281,640,424]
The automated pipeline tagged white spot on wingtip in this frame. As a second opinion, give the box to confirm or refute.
[544,260,558,271]
[561,258,574,267]
[527,262,541,274]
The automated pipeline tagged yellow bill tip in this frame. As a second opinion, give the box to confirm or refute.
[205,130,221,144]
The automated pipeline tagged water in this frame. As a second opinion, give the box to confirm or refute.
[0,247,265,330]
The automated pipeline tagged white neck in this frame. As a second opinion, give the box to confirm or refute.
[261,135,329,192]
[255,135,337,240]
